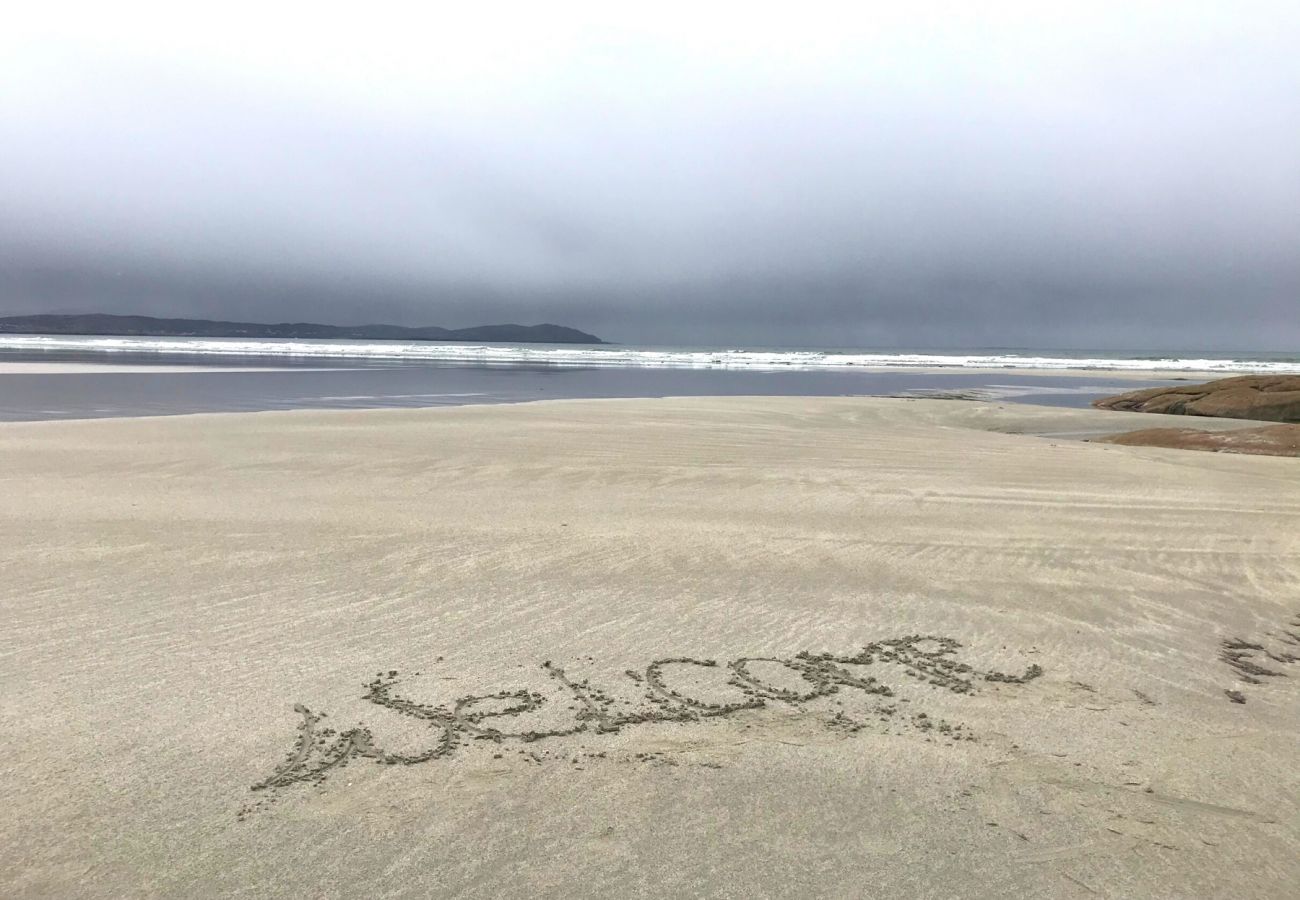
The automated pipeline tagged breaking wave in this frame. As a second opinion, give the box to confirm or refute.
[2,335,1298,373]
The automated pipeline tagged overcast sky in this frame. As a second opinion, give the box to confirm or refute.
[2,2,1297,348]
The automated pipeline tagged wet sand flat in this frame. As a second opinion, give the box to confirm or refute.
[0,362,344,374]
[1,397,1297,898]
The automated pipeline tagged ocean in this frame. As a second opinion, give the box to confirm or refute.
[1,334,1295,422]
[4,333,1300,372]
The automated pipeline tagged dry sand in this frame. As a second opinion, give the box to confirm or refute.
[1,396,1297,898]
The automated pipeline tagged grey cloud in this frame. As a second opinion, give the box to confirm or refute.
[2,5,1298,349]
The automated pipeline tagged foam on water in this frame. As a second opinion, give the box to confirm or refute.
[2,334,1298,373]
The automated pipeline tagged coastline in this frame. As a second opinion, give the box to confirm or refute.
[0,357,1216,424]
[2,396,1296,897]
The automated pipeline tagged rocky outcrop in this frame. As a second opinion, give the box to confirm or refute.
[1092,375,1300,423]
[1095,424,1300,457]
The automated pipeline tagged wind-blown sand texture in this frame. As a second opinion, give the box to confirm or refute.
[1,397,1297,898]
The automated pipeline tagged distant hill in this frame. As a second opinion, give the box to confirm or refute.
[0,314,604,345]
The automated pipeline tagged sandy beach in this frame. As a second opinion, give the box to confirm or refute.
[2,396,1297,898]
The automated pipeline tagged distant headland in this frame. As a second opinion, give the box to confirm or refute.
[0,314,604,345]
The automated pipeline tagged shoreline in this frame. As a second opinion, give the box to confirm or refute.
[0,390,1268,439]
[0,359,1205,425]
[0,388,1279,444]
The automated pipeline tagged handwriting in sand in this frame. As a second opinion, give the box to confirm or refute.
[247,635,1042,807]
[1220,610,1300,703]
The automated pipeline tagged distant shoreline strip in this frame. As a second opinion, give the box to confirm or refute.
[1,335,1297,374]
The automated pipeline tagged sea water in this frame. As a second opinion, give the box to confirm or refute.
[3,334,1299,373]
[0,335,1294,422]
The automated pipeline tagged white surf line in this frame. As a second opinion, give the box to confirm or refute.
[1,335,1297,374]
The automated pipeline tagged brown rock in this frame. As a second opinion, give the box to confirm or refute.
[1092,375,1300,422]
[1094,424,1300,458]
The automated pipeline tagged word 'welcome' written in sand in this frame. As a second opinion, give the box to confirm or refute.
[249,636,1043,806]
[1220,610,1300,703]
